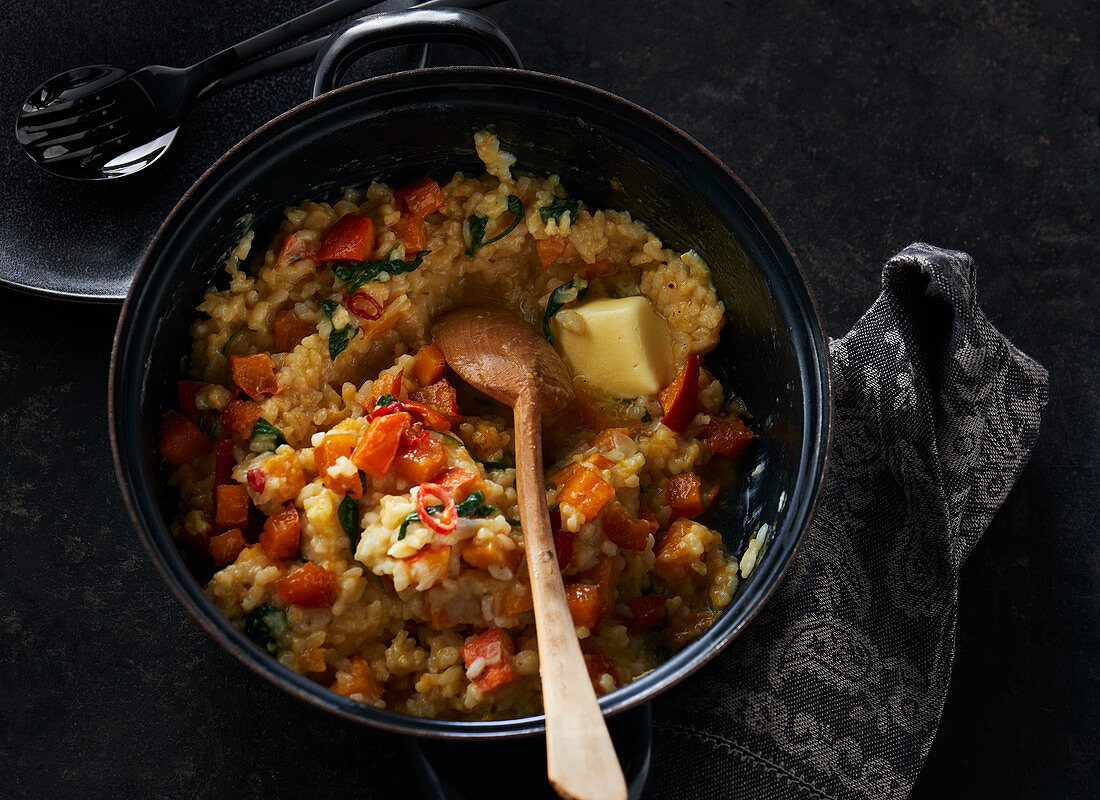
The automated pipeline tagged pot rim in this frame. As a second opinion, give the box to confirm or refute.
[109,65,833,739]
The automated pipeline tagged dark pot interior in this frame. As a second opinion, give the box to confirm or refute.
[110,67,831,738]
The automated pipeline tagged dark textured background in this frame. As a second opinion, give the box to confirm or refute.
[1,0,1096,797]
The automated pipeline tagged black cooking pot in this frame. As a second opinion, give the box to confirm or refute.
[110,7,831,797]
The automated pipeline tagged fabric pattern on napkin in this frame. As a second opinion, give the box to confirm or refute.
[649,243,1049,800]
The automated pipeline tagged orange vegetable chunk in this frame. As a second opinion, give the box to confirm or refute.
[393,435,449,485]
[209,528,247,566]
[556,466,615,521]
[658,354,699,433]
[411,344,447,386]
[332,656,382,700]
[391,214,426,253]
[260,502,301,560]
[214,484,250,531]
[395,177,446,218]
[602,501,651,551]
[565,583,603,629]
[405,544,452,590]
[261,449,306,505]
[536,237,568,268]
[432,466,482,500]
[577,555,619,613]
[273,311,317,353]
[363,369,404,409]
[461,628,516,693]
[654,517,705,576]
[221,398,262,437]
[352,412,409,479]
[276,562,337,608]
[276,233,319,267]
[318,214,375,262]
[159,411,212,466]
[230,353,281,397]
[703,414,755,463]
[409,378,462,423]
[666,472,705,517]
[315,430,363,498]
[584,654,618,696]
[461,536,521,572]
[630,594,669,633]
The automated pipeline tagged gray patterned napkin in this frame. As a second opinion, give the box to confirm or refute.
[648,243,1049,799]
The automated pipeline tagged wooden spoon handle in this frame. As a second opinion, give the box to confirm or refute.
[513,386,628,800]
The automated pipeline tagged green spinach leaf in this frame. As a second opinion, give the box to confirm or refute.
[243,603,288,655]
[250,418,287,451]
[334,251,428,293]
[541,277,589,343]
[465,195,524,256]
[539,197,578,225]
[338,495,360,550]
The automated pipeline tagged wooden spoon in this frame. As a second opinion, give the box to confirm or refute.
[434,306,627,800]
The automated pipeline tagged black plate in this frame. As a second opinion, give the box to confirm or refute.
[0,0,422,302]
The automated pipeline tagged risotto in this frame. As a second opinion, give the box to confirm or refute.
[158,132,758,720]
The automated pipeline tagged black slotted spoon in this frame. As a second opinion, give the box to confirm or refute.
[15,0,495,181]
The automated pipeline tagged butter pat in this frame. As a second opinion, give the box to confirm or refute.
[552,296,673,397]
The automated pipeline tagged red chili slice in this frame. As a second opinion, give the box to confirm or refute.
[416,482,457,535]
[370,400,404,419]
[346,292,383,320]
[247,467,267,493]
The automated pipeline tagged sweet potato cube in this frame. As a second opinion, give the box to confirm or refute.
[409,378,463,424]
[221,398,262,437]
[565,583,603,629]
[630,593,669,633]
[273,311,317,353]
[556,466,616,521]
[332,656,382,700]
[276,233,319,267]
[411,344,447,386]
[702,414,755,463]
[654,517,708,577]
[393,435,449,485]
[602,501,651,551]
[209,528,247,567]
[500,587,534,617]
[352,412,409,479]
[536,236,569,268]
[666,472,705,517]
[214,484,250,530]
[392,214,426,253]
[315,430,362,498]
[260,502,301,560]
[406,544,451,591]
[230,353,281,397]
[461,628,516,693]
[276,562,337,608]
[363,369,405,409]
[261,449,306,505]
[461,536,521,572]
[159,411,212,466]
[577,555,619,613]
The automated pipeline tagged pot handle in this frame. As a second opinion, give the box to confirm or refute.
[404,701,654,800]
[310,7,522,97]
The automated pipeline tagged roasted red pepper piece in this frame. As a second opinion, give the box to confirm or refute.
[276,562,337,607]
[318,214,375,262]
[658,355,699,433]
[395,177,446,218]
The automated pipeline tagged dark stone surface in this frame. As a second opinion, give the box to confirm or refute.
[0,0,1096,797]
